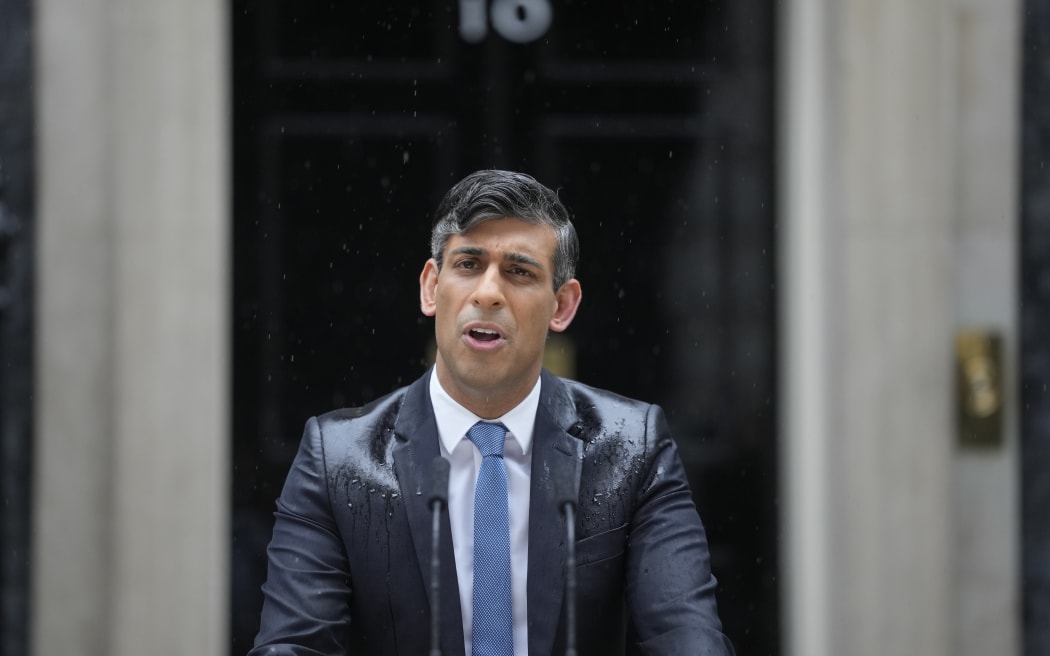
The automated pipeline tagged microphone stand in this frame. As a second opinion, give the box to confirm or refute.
[429,457,451,656]
[561,497,578,656]
[555,458,581,656]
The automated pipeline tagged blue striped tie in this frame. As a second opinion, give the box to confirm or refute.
[467,421,514,656]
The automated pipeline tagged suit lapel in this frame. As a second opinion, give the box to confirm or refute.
[391,369,583,656]
[527,371,584,656]
[391,370,466,656]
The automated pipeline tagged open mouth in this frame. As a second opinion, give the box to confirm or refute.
[468,327,502,342]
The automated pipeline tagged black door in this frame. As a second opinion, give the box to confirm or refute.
[232,3,778,654]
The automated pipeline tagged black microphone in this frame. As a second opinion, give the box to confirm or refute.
[428,456,451,656]
[554,463,581,656]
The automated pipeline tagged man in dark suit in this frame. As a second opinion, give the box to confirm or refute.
[251,170,734,656]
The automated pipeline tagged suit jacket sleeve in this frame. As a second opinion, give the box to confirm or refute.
[249,416,353,656]
[625,404,735,656]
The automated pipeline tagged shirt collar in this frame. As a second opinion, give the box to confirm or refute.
[429,368,540,456]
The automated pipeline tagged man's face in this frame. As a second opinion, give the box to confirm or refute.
[420,217,581,417]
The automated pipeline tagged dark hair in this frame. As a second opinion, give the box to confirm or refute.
[430,170,579,290]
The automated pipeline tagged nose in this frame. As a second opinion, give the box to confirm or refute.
[471,264,505,308]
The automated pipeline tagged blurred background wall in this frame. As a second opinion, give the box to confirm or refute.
[0,0,1043,655]
[27,1,229,655]
[781,0,1029,655]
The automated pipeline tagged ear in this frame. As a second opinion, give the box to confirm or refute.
[549,278,582,333]
[420,258,439,317]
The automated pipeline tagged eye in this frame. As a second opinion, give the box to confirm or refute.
[454,258,479,270]
[509,266,534,278]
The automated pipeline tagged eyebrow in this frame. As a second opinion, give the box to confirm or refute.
[448,246,546,270]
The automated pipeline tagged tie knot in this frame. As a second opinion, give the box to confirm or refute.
[468,421,507,458]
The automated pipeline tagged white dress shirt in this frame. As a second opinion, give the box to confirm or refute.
[430,371,538,656]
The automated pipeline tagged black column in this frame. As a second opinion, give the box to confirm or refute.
[0,0,35,655]
[1021,3,1050,655]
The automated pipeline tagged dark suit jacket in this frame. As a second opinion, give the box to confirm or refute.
[251,369,734,656]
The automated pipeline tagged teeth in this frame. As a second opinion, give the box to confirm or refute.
[473,328,498,335]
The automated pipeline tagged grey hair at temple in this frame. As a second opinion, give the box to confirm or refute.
[429,170,580,291]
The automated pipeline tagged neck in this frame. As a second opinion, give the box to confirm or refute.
[433,361,539,420]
